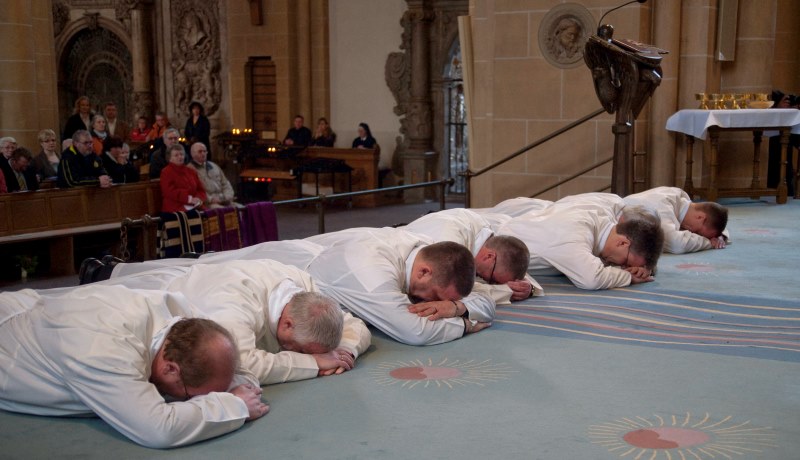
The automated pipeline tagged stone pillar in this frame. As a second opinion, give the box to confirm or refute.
[130,1,154,119]
[0,1,58,148]
[403,1,436,202]
[294,0,313,120]
[310,0,330,121]
[648,0,681,186]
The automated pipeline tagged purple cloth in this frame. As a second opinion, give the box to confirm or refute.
[239,201,279,246]
[202,207,242,252]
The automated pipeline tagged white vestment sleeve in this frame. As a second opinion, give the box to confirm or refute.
[338,311,372,358]
[664,228,713,254]
[538,246,632,290]
[61,346,248,448]
[318,281,465,346]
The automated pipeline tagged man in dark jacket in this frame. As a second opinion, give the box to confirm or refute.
[57,130,112,188]
[6,148,39,192]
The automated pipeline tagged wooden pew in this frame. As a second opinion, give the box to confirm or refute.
[0,181,162,275]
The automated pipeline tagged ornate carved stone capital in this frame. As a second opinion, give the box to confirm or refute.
[52,0,70,37]
[133,91,155,119]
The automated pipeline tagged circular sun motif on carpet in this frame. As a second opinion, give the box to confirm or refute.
[370,357,515,389]
[589,412,776,458]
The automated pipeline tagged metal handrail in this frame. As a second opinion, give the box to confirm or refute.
[527,156,613,198]
[459,107,606,204]
[121,178,455,236]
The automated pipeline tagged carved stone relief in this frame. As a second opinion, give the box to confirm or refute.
[170,0,222,118]
[52,0,70,37]
[538,3,595,69]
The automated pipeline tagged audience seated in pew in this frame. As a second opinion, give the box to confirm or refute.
[0,285,267,448]
[283,115,313,147]
[188,142,238,209]
[103,101,129,142]
[149,127,182,179]
[0,136,17,188]
[56,130,111,189]
[160,144,206,212]
[351,122,377,149]
[62,95,93,140]
[6,147,38,192]
[90,114,109,156]
[311,117,337,147]
[101,136,140,184]
[129,116,152,143]
[32,129,60,180]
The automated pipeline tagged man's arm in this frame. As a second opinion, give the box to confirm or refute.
[541,246,632,290]
[337,311,372,359]
[664,228,714,254]
[318,281,466,346]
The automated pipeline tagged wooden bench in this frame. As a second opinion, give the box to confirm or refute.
[0,181,162,275]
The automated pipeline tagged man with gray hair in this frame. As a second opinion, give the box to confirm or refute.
[99,259,371,384]
[149,127,182,179]
[57,130,112,188]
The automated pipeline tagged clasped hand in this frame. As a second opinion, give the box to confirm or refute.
[230,383,269,421]
[313,348,355,376]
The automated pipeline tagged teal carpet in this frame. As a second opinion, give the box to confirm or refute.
[1,198,798,459]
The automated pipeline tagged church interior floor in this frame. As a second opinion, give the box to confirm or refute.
[1,197,798,459]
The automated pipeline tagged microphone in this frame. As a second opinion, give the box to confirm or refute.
[597,0,647,39]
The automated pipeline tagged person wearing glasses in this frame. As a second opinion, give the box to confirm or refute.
[149,127,183,179]
[57,130,112,188]
[405,208,541,300]
[0,285,268,448]
[93,258,371,385]
[497,205,664,290]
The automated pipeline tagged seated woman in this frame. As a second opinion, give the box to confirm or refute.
[90,114,108,156]
[101,136,140,184]
[146,112,171,143]
[33,129,61,180]
[351,122,377,149]
[129,116,151,144]
[184,101,211,151]
[160,144,206,212]
[311,117,337,147]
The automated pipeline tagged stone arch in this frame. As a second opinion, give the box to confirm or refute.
[56,17,134,134]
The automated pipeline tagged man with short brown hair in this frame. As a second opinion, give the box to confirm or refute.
[0,286,267,448]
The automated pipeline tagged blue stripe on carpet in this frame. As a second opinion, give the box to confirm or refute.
[495,282,800,362]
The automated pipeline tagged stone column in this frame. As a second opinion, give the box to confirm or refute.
[0,1,58,148]
[294,0,313,120]
[647,0,681,186]
[130,1,154,119]
[403,1,436,201]
[310,0,330,121]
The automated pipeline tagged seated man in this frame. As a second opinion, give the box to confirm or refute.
[57,130,112,188]
[101,136,140,184]
[188,142,238,208]
[100,259,371,385]
[149,127,182,179]
[622,186,729,253]
[6,147,39,192]
[405,208,542,300]
[306,229,489,345]
[498,205,664,290]
[0,285,267,448]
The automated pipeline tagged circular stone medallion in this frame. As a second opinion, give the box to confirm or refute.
[538,3,596,69]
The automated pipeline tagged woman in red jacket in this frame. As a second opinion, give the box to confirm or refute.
[159,144,206,212]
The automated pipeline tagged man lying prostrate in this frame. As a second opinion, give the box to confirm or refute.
[0,286,267,448]
[306,228,490,345]
[87,238,325,283]
[497,205,664,290]
[622,186,729,253]
[100,259,371,385]
[404,208,543,300]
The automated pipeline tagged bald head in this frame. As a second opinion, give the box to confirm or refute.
[190,142,208,164]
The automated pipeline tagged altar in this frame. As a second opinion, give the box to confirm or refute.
[666,109,800,203]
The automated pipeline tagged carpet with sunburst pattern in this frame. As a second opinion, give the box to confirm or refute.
[1,198,798,459]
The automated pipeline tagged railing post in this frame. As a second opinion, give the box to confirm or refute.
[316,194,326,234]
[439,179,447,210]
[461,170,472,207]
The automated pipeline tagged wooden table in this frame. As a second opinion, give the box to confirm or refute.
[666,109,800,203]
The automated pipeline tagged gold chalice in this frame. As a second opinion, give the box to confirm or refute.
[731,93,747,109]
[695,93,710,110]
[721,93,735,109]
[710,93,724,110]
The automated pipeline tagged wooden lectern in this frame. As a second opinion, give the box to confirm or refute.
[584,25,666,196]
